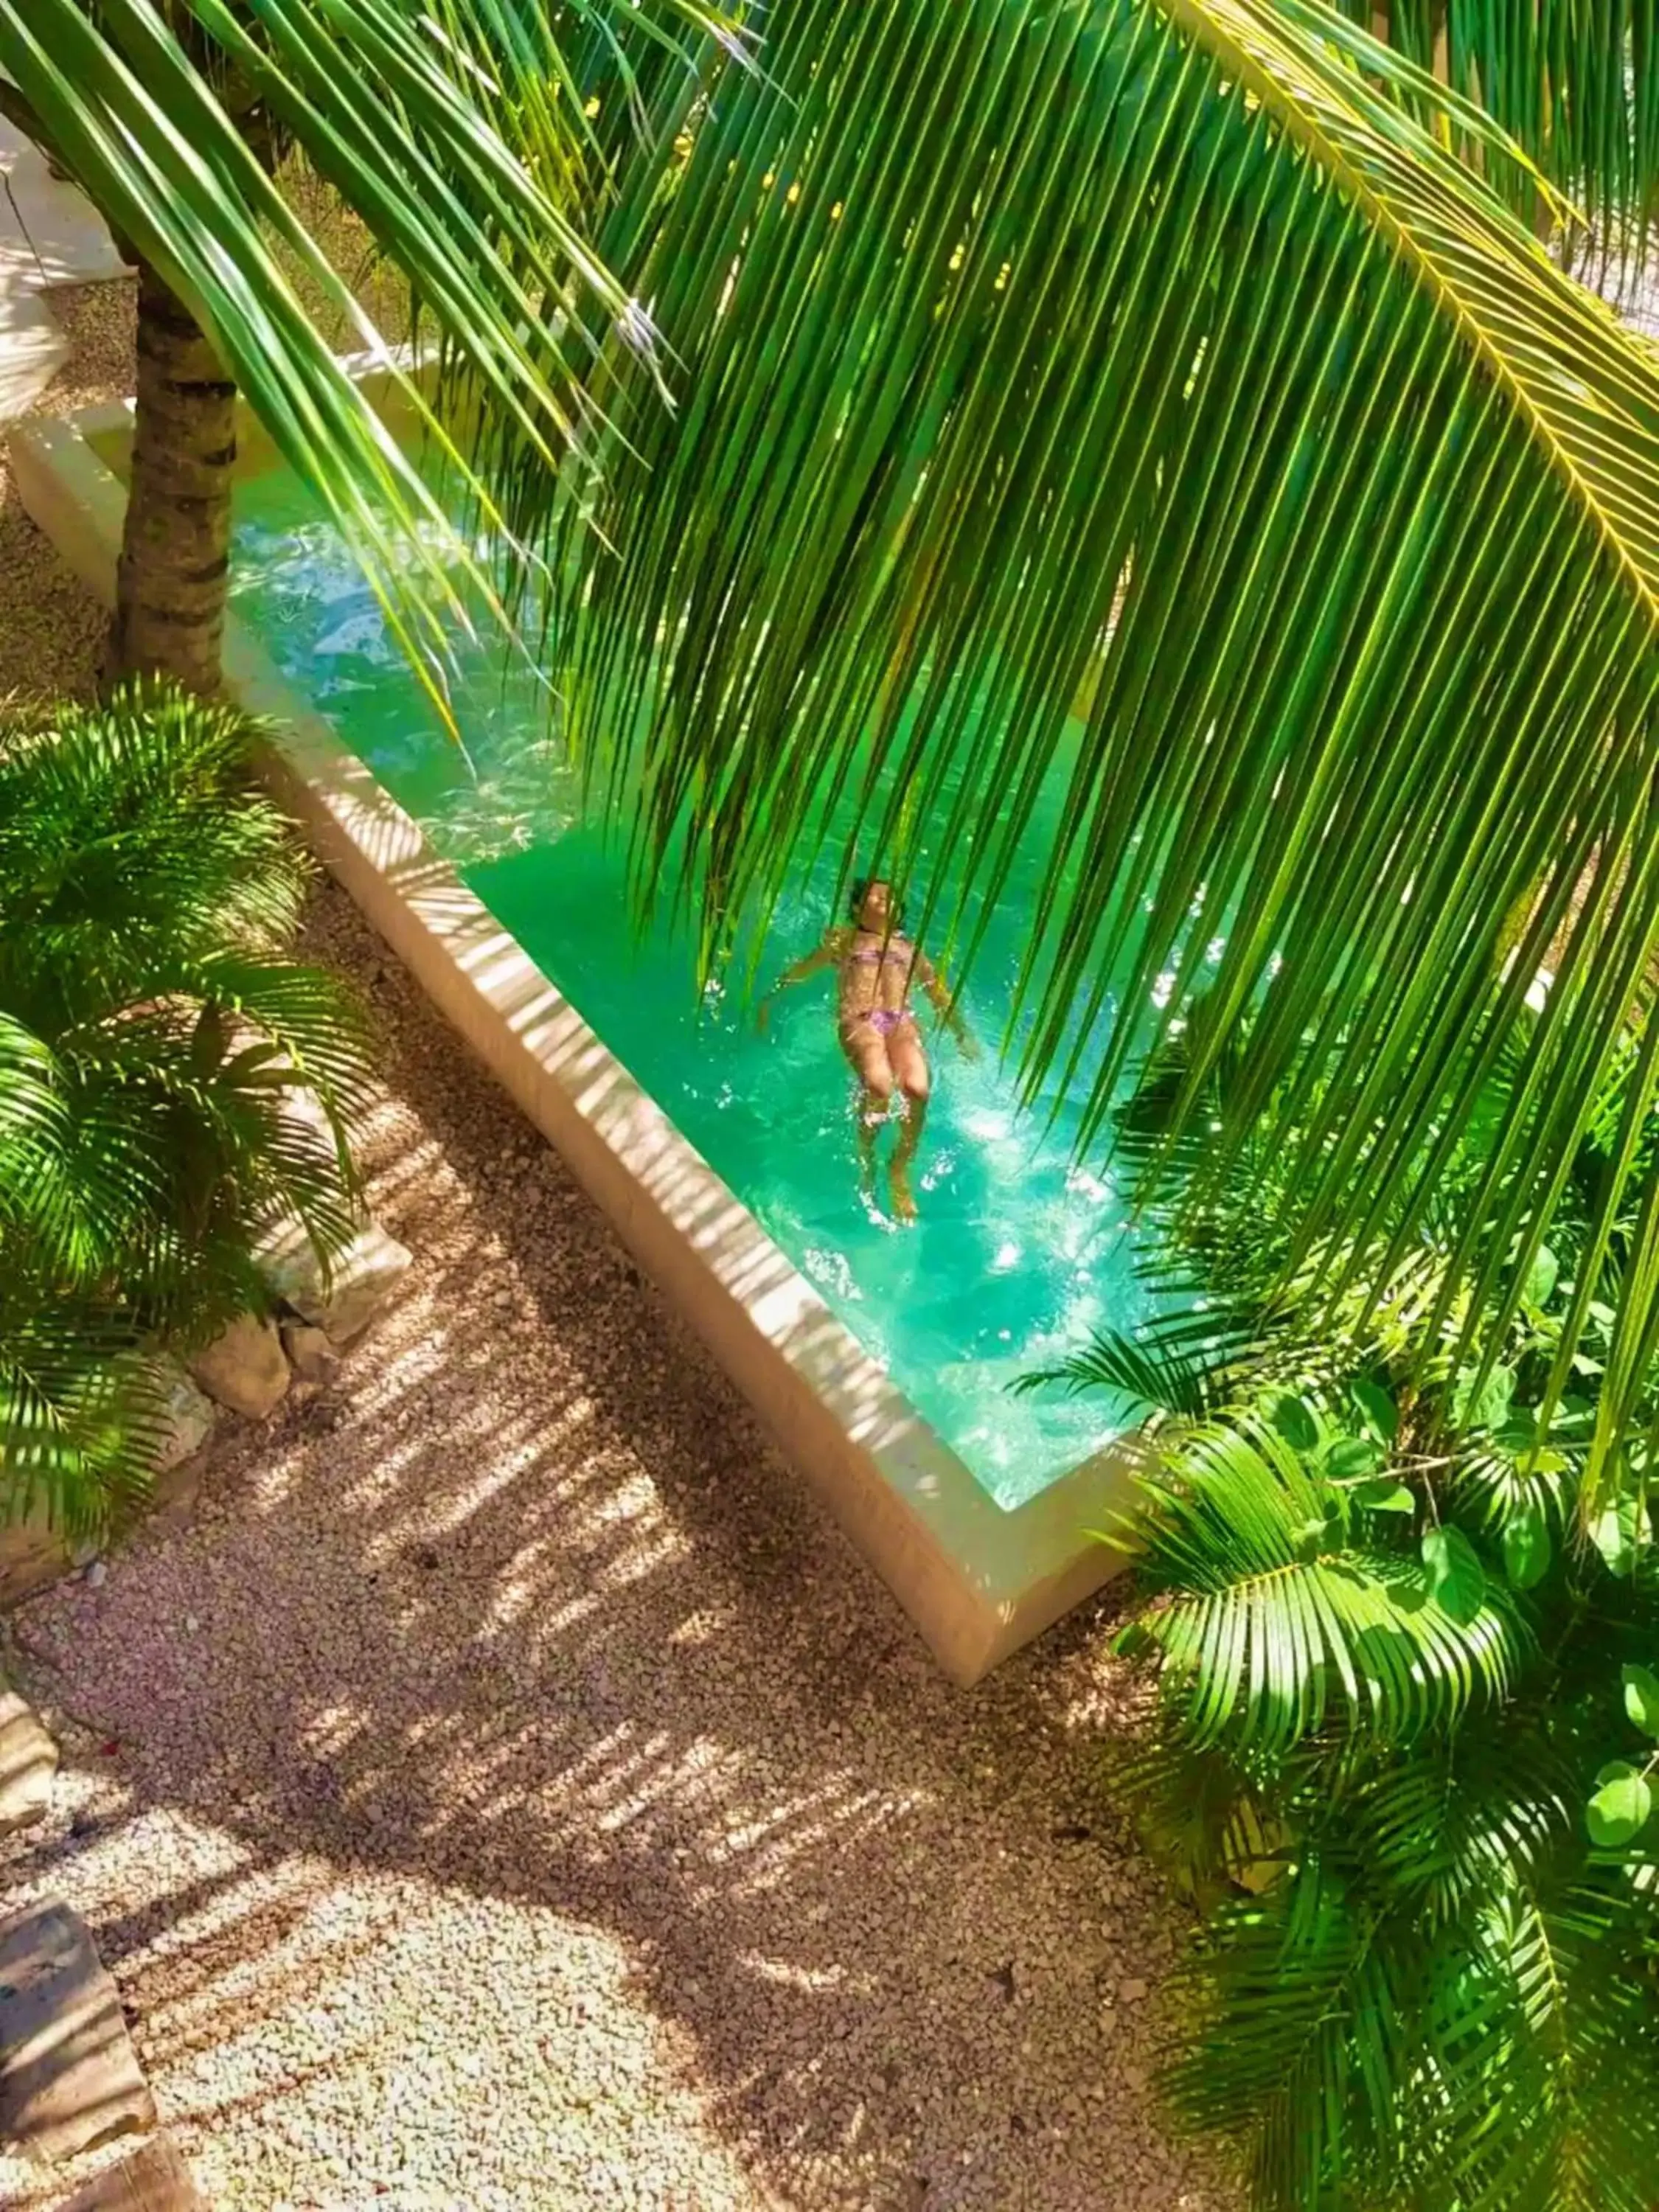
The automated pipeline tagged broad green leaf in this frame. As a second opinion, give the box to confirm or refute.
[1587,1763,1654,1848]
[1624,1663,1659,1739]
[1350,1379,1399,1444]
[1453,1363,1517,1435]
[1422,1526,1486,1626]
[1272,1394,1319,1455]
[1325,1437,1384,1482]
[1524,1243,1560,1308]
[1352,1479,1415,1514]
[1290,1517,1330,1562]
[1501,1503,1551,1591]
[1593,1504,1638,1579]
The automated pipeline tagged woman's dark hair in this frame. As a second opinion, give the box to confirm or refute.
[849,876,904,926]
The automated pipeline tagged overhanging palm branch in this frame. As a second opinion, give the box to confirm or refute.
[0,0,744,669]
[1344,0,1659,266]
[540,0,1659,1492]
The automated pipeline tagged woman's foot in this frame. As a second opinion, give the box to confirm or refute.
[889,1161,918,1224]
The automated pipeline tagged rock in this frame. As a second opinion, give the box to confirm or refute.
[0,1691,58,1834]
[54,2133,207,2209]
[0,1901,156,2162]
[187,1313,289,1420]
[281,1322,339,1384]
[1119,1976,1149,2004]
[83,1559,107,1590]
[258,1220,411,1349]
[150,1358,216,1474]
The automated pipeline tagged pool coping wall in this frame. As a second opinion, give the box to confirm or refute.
[10,386,1141,1686]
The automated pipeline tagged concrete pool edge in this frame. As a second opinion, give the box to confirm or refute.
[10,392,1142,1686]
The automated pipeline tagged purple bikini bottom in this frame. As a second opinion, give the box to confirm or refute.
[846,1007,914,1037]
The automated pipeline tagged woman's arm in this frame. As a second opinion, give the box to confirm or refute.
[757,931,847,1029]
[917,953,979,1058]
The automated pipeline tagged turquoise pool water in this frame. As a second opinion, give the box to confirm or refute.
[231,471,1167,1509]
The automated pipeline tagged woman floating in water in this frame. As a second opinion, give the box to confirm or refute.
[758,877,976,1222]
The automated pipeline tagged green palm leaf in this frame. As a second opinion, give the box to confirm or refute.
[1163,1860,1433,2206]
[543,0,1659,1485]
[1133,1418,1524,1748]
[0,1292,170,1537]
[0,0,743,675]
[1344,0,1659,263]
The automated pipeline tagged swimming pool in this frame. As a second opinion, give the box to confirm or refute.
[227,466,1161,1514]
[12,377,1164,1680]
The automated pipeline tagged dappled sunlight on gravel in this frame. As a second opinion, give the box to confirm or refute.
[0,882,1218,2210]
[0,270,1217,2206]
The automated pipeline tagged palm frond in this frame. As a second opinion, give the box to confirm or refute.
[0,689,372,1522]
[0,1293,169,1538]
[1343,0,1659,266]
[1162,1860,1433,2208]
[1013,1315,1241,1419]
[543,0,1659,1482]
[1134,1418,1524,1750]
[1419,1871,1659,2211]
[0,0,745,675]
[0,687,311,1023]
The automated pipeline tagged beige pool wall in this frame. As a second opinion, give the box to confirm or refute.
[9,383,1142,1686]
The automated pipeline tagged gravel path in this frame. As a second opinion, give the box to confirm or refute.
[0,285,1217,2208]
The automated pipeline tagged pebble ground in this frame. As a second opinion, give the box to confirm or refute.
[0,281,1220,2209]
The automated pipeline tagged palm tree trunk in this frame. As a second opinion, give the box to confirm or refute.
[104,262,237,695]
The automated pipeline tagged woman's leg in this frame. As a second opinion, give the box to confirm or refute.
[840,1026,896,1198]
[885,1027,931,1222]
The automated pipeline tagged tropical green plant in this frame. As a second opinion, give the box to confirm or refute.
[0,684,372,1537]
[14,1,1659,1496]
[533,0,1659,1500]
[1033,1028,1659,2209]
[1336,0,1659,263]
[0,0,741,692]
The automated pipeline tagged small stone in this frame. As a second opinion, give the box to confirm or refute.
[257,1219,411,1349]
[0,1690,58,1834]
[184,1615,200,1635]
[149,1357,216,1473]
[187,1312,289,1419]
[84,1558,107,1589]
[1119,1976,1150,2003]
[282,1322,339,1384]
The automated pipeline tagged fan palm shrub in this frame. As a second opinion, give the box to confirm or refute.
[1029,1022,1659,2208]
[0,685,372,1537]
